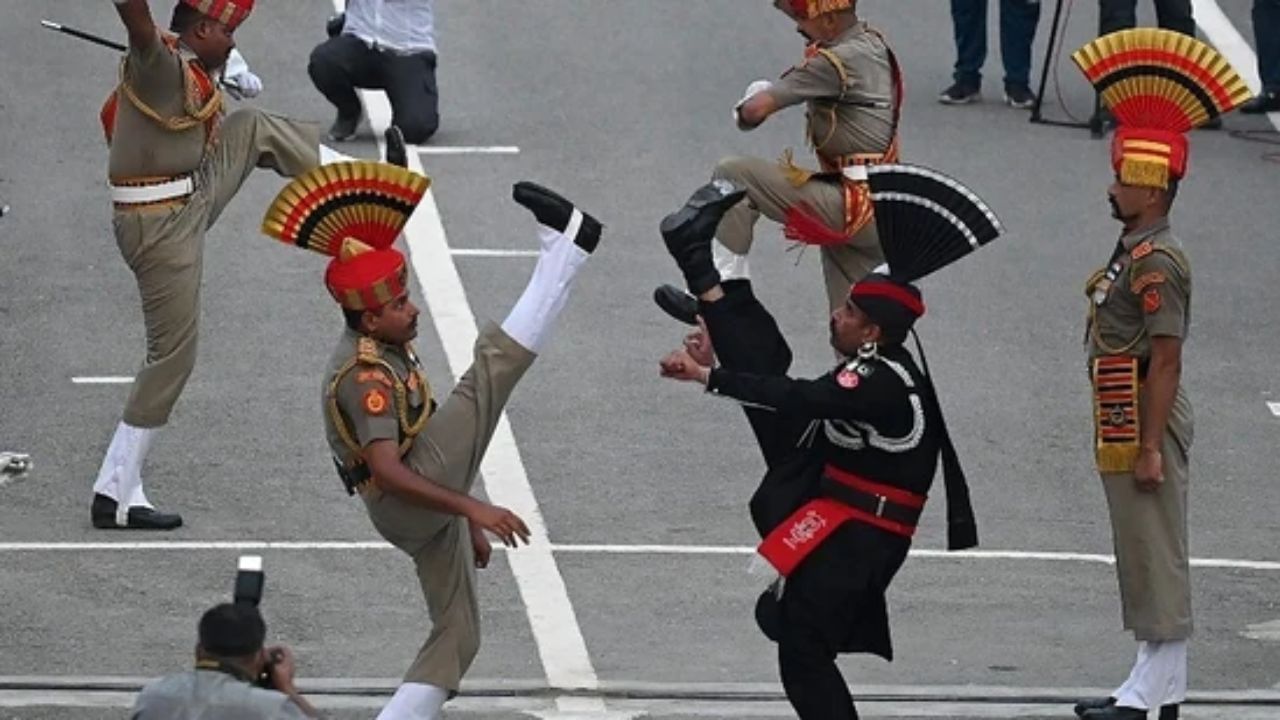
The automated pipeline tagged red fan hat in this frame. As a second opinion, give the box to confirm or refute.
[261,161,430,312]
[774,0,854,21]
[181,0,254,31]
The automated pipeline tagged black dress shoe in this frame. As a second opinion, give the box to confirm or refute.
[653,284,699,325]
[512,181,602,253]
[1074,697,1115,717]
[90,493,183,531]
[1240,91,1280,114]
[660,180,746,295]
[327,111,360,142]
[384,125,408,168]
[1082,705,1145,719]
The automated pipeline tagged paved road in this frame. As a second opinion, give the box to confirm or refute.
[1,0,1278,717]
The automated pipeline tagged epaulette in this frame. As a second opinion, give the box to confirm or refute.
[356,336,381,364]
[1130,240,1153,260]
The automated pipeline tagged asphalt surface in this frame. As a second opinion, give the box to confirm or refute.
[1,0,1279,718]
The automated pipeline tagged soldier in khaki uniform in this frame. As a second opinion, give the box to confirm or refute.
[1068,29,1254,720]
[259,161,603,720]
[92,0,407,529]
[656,0,900,323]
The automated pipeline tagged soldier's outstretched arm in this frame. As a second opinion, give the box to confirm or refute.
[109,0,159,52]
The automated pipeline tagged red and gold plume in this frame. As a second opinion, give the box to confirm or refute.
[261,161,430,311]
[1072,28,1253,188]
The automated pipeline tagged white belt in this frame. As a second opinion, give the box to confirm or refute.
[840,165,868,182]
[110,176,194,205]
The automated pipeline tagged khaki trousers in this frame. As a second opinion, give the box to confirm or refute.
[712,155,884,311]
[1101,386,1194,641]
[115,109,320,427]
[361,324,535,690]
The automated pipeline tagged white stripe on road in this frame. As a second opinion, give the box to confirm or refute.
[416,145,521,155]
[3,540,1280,572]
[70,376,133,385]
[1193,0,1280,131]
[1267,401,1280,417]
[348,64,604,707]
[450,248,540,258]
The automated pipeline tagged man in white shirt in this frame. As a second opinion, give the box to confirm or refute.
[308,0,439,143]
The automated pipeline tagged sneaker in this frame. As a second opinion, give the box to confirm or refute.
[384,125,408,168]
[938,82,980,105]
[327,111,360,142]
[1240,91,1280,114]
[1003,84,1036,109]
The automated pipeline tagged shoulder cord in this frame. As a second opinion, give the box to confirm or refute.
[325,354,432,461]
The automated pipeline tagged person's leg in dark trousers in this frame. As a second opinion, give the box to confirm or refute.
[308,34,383,139]
[1098,0,1138,35]
[698,280,798,467]
[1154,0,1196,36]
[383,50,440,144]
[949,0,988,90]
[998,0,1041,91]
[1255,0,1280,92]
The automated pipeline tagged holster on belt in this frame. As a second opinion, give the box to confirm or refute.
[1092,355,1141,472]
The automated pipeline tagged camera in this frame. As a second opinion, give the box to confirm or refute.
[231,555,276,688]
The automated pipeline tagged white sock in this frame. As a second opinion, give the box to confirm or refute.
[320,144,355,165]
[375,682,450,720]
[500,211,590,353]
[713,238,750,281]
[93,422,156,524]
[1114,639,1188,709]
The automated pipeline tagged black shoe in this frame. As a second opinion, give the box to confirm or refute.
[384,125,408,168]
[327,111,360,142]
[1240,91,1280,114]
[1089,107,1115,138]
[90,493,183,531]
[512,181,602,253]
[1003,83,1036,109]
[1082,705,1146,720]
[653,284,699,325]
[1074,697,1115,718]
[1158,704,1179,720]
[938,81,980,105]
[660,180,746,295]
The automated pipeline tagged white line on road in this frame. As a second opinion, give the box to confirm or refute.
[70,376,133,385]
[415,145,520,155]
[3,540,1280,572]
[1193,0,1280,131]
[450,248,540,258]
[1267,401,1280,417]
[349,59,604,710]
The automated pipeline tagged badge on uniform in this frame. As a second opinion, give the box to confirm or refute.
[836,368,860,389]
[363,388,389,415]
[1142,287,1162,313]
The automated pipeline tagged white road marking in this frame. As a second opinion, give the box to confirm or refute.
[341,33,605,711]
[1242,619,1280,642]
[70,376,133,385]
[1267,401,1280,417]
[450,248,540,258]
[415,145,520,155]
[1192,0,1280,131]
[3,540,1280,572]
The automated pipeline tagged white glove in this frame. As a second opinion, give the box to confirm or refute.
[734,79,773,129]
[222,48,263,100]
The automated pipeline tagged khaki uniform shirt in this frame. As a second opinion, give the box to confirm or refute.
[322,330,432,475]
[108,30,212,180]
[769,22,896,158]
[1086,218,1192,361]
[131,670,308,720]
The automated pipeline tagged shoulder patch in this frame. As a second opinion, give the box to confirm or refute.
[1142,287,1162,314]
[356,369,394,388]
[363,388,389,415]
[1130,241,1154,260]
[1130,271,1166,294]
[836,368,861,389]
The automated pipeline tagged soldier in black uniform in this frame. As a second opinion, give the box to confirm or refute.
[658,167,1002,720]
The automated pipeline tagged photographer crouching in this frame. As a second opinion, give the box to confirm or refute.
[132,556,320,719]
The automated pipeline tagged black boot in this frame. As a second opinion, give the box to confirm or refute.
[90,493,183,531]
[1074,697,1115,718]
[1082,705,1145,719]
[512,181,602,253]
[327,110,360,142]
[652,284,699,325]
[384,125,408,168]
[660,179,746,295]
